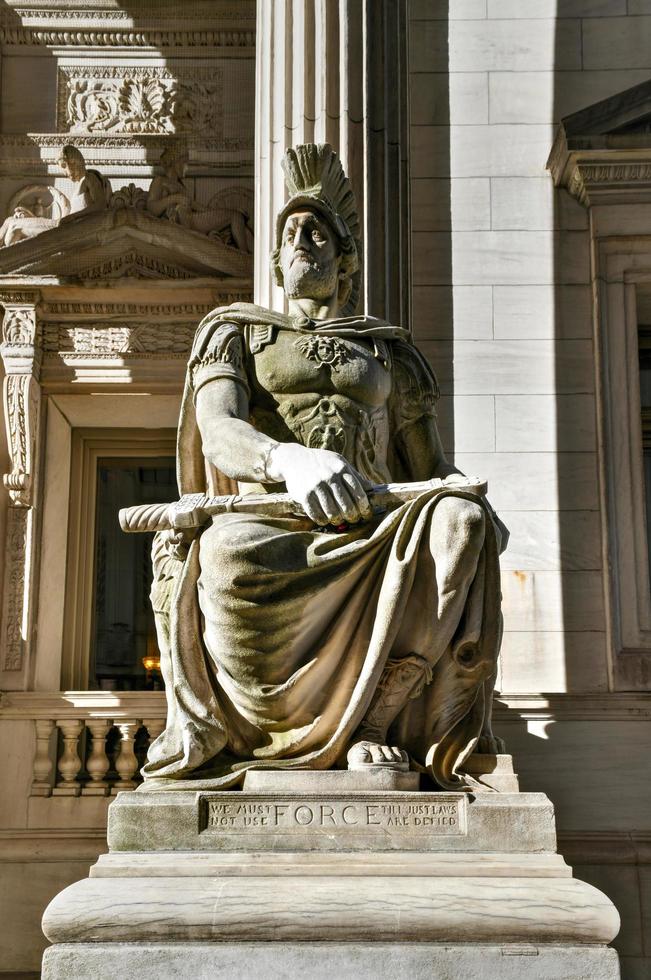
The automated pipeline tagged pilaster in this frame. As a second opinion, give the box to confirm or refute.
[255,0,410,327]
[0,288,43,689]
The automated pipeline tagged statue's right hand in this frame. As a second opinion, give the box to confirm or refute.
[267,443,372,526]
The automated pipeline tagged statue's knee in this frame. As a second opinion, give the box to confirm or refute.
[433,497,485,549]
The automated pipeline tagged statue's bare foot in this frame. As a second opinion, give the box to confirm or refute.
[347,739,409,771]
[475,733,506,754]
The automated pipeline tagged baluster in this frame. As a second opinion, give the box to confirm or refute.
[111,720,139,793]
[52,718,83,796]
[30,719,55,797]
[83,718,111,796]
[143,717,165,750]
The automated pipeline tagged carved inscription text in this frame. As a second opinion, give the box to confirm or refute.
[203,795,466,836]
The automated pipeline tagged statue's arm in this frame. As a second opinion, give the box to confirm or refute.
[146,177,186,217]
[195,377,279,484]
[391,341,459,480]
[395,413,460,482]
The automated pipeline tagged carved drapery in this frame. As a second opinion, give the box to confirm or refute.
[0,290,42,685]
[255,0,410,326]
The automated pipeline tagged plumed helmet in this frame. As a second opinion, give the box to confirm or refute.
[272,143,361,315]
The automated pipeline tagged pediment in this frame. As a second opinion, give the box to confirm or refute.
[548,78,651,206]
[561,78,651,141]
[0,207,253,282]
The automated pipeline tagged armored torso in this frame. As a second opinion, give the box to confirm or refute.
[248,325,393,483]
[188,306,440,488]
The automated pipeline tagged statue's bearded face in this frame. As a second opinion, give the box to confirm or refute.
[279,210,341,301]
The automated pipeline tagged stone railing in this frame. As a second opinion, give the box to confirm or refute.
[0,691,166,797]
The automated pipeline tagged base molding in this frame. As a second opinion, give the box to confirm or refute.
[42,942,620,980]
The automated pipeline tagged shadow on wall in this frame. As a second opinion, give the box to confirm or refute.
[409,4,454,455]
[552,10,606,696]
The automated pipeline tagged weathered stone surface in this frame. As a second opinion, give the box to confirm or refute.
[42,942,621,980]
[107,788,556,853]
[42,864,619,946]
[242,767,421,793]
[460,752,520,792]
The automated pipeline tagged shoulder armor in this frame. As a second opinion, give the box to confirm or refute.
[245,322,276,354]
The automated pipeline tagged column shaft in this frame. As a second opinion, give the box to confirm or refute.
[255,0,409,327]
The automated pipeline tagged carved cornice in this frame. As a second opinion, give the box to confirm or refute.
[0,2,255,47]
[38,300,214,318]
[0,26,254,47]
[548,125,651,206]
[548,79,651,206]
[0,133,254,173]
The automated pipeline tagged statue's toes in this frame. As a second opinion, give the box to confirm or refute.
[347,739,409,770]
[347,740,374,767]
[476,733,506,755]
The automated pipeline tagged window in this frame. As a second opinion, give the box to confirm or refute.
[61,428,177,689]
[92,458,176,690]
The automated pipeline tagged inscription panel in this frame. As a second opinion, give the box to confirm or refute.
[199,793,467,849]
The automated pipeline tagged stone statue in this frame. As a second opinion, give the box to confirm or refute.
[142,143,507,791]
[147,148,253,252]
[0,145,111,247]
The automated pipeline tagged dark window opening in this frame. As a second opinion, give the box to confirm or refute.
[91,457,177,691]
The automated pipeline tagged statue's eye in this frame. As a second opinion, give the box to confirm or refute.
[312,229,326,243]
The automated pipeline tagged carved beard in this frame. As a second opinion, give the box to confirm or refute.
[283,253,339,301]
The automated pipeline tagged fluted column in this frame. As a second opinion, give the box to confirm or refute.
[255,0,410,327]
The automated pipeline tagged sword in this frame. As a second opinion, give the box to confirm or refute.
[119,475,487,534]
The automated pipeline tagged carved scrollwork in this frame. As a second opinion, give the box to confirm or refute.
[110,183,148,211]
[2,374,40,507]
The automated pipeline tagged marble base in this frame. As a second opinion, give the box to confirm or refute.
[42,942,620,980]
[41,778,620,979]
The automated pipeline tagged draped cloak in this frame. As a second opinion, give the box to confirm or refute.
[143,304,503,790]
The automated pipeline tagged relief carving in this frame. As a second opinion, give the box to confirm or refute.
[2,373,40,507]
[0,148,253,256]
[42,322,197,355]
[147,149,253,253]
[2,306,37,345]
[1,507,28,671]
[0,146,110,247]
[60,67,224,138]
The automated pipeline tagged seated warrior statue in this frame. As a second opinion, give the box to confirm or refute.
[0,145,111,247]
[144,143,506,790]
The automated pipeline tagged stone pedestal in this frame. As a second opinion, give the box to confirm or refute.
[42,766,620,979]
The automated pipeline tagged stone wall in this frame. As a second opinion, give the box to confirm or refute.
[407,3,651,978]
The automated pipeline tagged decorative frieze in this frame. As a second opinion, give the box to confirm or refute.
[58,66,224,137]
[0,134,254,177]
[0,1,255,47]
[0,26,254,47]
[39,301,215,319]
[42,321,197,355]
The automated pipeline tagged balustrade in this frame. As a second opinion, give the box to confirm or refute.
[21,708,166,797]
